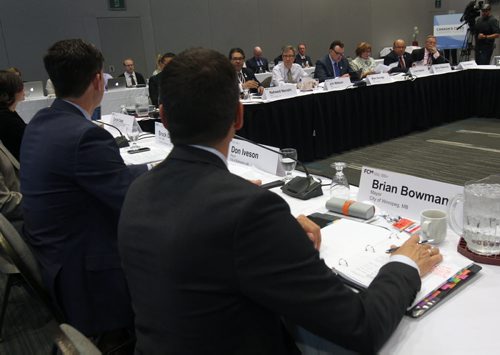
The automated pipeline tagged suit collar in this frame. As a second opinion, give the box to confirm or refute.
[167,145,228,171]
[51,98,88,118]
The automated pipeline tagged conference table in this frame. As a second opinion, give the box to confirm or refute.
[119,133,500,355]
[16,86,148,123]
[239,66,500,162]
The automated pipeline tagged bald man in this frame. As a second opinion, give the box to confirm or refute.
[383,39,413,73]
[246,46,269,73]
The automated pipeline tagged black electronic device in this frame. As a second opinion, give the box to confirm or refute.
[127,147,151,154]
[307,213,341,228]
[234,135,323,200]
[261,180,285,189]
[96,120,129,148]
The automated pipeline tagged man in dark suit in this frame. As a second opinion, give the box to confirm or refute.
[119,58,146,87]
[118,48,442,354]
[384,39,413,73]
[229,47,264,95]
[295,43,313,67]
[411,35,448,65]
[148,52,175,107]
[20,39,147,351]
[245,46,269,73]
[314,40,359,82]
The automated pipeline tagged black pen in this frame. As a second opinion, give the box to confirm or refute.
[386,239,434,254]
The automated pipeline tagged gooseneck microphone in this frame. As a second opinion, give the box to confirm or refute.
[96,120,130,148]
[234,134,323,200]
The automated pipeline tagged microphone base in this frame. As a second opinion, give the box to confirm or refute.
[115,136,130,148]
[281,176,323,200]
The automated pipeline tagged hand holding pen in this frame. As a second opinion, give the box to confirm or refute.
[388,234,443,277]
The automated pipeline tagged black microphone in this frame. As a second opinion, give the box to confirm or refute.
[234,135,323,200]
[96,120,130,148]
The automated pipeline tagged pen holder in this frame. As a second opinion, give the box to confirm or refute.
[325,197,375,220]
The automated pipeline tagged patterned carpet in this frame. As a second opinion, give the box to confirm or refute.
[304,117,500,187]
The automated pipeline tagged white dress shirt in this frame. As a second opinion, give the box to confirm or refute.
[124,72,138,87]
[272,62,306,87]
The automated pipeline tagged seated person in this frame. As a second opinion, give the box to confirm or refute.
[0,140,22,225]
[384,39,413,73]
[273,54,283,65]
[315,40,359,82]
[246,46,269,73]
[119,58,146,87]
[148,52,176,106]
[272,45,307,86]
[229,48,264,95]
[0,70,26,161]
[118,47,443,354]
[350,42,376,78]
[295,43,313,67]
[411,35,448,65]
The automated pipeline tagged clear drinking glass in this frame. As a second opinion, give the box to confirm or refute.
[135,95,150,117]
[281,148,297,181]
[127,125,140,151]
[329,162,350,199]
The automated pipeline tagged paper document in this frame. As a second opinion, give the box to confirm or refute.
[374,62,398,73]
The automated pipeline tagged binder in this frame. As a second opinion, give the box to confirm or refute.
[320,219,480,316]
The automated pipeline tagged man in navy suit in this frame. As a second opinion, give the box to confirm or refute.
[245,46,269,73]
[314,40,359,82]
[384,39,413,73]
[20,39,147,351]
[118,48,442,354]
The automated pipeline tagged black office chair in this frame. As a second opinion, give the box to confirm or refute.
[54,323,101,355]
[0,213,64,341]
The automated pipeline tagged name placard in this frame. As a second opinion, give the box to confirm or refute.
[357,166,463,220]
[262,84,297,101]
[155,122,172,146]
[457,60,478,70]
[111,112,141,134]
[228,138,281,175]
[409,66,431,77]
[366,73,392,85]
[430,63,452,74]
[324,77,351,91]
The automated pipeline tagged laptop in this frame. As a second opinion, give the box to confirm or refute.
[107,77,127,90]
[23,81,45,99]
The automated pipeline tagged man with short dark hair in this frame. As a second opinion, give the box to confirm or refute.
[148,52,176,106]
[119,58,146,87]
[474,3,500,65]
[229,47,264,95]
[20,39,147,351]
[314,40,358,82]
[118,47,442,354]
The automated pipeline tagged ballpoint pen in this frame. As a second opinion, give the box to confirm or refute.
[385,239,434,254]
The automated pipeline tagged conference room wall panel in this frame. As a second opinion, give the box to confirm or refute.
[0,19,8,70]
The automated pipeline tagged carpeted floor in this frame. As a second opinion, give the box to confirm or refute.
[304,117,500,187]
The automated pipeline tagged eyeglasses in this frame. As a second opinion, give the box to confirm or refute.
[282,54,295,58]
[231,57,245,61]
[332,49,344,56]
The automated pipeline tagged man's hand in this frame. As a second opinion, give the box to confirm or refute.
[296,214,321,250]
[248,179,262,186]
[257,86,264,95]
[243,80,260,90]
[392,234,443,277]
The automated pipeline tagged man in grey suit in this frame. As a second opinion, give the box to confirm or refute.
[118,47,442,354]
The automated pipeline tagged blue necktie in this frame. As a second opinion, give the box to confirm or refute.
[333,62,340,77]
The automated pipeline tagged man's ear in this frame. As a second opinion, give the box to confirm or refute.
[159,104,168,129]
[234,102,244,130]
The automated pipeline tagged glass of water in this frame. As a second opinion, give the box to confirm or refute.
[135,95,150,117]
[329,162,350,199]
[280,148,297,181]
[127,125,140,151]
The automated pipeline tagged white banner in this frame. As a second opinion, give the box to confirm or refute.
[357,166,463,220]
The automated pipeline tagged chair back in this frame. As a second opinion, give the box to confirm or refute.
[54,323,101,355]
[0,213,64,322]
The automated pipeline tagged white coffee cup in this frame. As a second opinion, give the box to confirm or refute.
[420,209,447,244]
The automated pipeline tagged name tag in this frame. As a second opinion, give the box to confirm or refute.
[409,66,431,77]
[324,77,351,91]
[430,63,452,74]
[228,138,281,175]
[155,122,172,146]
[111,112,141,134]
[366,73,392,85]
[456,60,478,70]
[262,84,297,101]
[357,166,462,220]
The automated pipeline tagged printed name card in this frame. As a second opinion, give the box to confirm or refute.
[366,73,392,85]
[228,138,280,175]
[409,66,431,77]
[155,122,172,146]
[262,84,297,101]
[357,166,463,220]
[324,77,351,91]
[431,63,452,74]
[111,112,141,134]
[457,60,478,70]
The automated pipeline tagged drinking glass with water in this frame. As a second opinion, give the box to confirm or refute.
[329,162,350,199]
[280,148,297,181]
